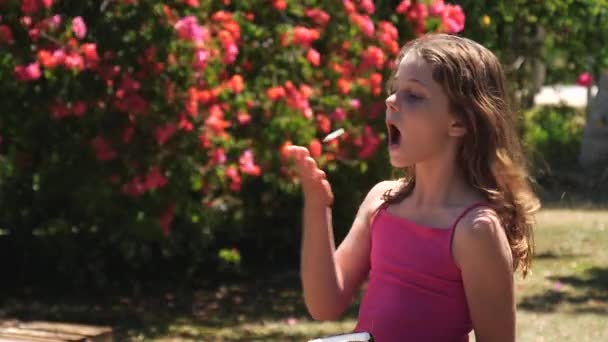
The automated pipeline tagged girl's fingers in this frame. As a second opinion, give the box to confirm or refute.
[315,169,326,180]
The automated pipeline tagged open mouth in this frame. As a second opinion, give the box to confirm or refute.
[387,123,401,147]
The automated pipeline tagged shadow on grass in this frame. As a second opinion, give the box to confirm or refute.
[535,251,590,260]
[0,270,361,340]
[519,267,608,315]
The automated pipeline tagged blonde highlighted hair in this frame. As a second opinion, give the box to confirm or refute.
[384,34,540,277]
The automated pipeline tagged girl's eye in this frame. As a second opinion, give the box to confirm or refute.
[398,90,424,102]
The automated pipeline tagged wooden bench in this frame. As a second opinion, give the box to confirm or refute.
[0,320,112,342]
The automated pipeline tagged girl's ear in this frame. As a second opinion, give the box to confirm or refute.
[448,117,467,137]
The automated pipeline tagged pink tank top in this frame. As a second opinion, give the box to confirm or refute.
[354,202,489,342]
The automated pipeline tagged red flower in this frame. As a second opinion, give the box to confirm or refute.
[38,49,58,68]
[225,166,242,191]
[293,26,321,47]
[155,123,177,146]
[0,25,14,44]
[441,4,465,33]
[358,125,380,159]
[305,8,330,26]
[577,72,593,87]
[280,140,293,160]
[316,114,331,134]
[159,204,176,237]
[72,101,87,117]
[91,136,117,162]
[309,139,322,158]
[267,86,286,101]
[81,43,99,68]
[361,46,385,69]
[337,78,351,94]
[306,48,320,66]
[229,74,244,93]
[145,167,168,190]
[272,0,287,11]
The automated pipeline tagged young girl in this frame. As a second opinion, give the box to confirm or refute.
[287,33,540,342]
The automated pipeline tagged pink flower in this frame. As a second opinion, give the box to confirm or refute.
[122,176,146,197]
[223,42,238,64]
[358,125,380,159]
[193,49,208,70]
[352,14,375,37]
[306,48,320,66]
[237,111,251,125]
[577,72,593,87]
[553,281,562,291]
[441,4,465,33]
[64,51,84,70]
[430,0,445,16]
[210,148,227,165]
[184,0,199,7]
[239,149,261,176]
[15,62,41,82]
[396,0,411,14]
[25,62,41,80]
[174,15,208,45]
[332,107,346,121]
[360,0,375,14]
[72,16,87,39]
[350,99,361,109]
[225,166,242,191]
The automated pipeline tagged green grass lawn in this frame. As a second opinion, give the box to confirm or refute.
[2,207,607,341]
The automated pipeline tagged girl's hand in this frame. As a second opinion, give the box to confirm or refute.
[286,145,334,207]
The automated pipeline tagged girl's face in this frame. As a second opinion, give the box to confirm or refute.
[385,51,463,168]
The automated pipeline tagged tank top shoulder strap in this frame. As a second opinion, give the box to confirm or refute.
[449,202,494,244]
[450,202,494,229]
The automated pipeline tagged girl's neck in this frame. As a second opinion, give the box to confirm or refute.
[409,154,481,209]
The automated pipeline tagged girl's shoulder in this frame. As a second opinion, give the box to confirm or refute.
[360,179,402,222]
[365,179,402,206]
[452,204,512,268]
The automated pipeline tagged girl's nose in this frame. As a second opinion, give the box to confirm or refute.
[385,93,398,113]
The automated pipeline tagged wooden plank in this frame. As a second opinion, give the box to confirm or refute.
[18,322,112,338]
[0,327,86,341]
[0,333,64,342]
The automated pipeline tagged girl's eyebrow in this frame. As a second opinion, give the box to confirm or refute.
[396,77,428,88]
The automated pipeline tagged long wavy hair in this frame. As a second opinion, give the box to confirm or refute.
[383,34,540,277]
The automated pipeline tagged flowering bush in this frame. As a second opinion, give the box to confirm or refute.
[0,0,465,284]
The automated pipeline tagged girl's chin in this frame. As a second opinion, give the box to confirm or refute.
[388,155,412,169]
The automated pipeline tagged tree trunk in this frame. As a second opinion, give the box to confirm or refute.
[580,71,608,169]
